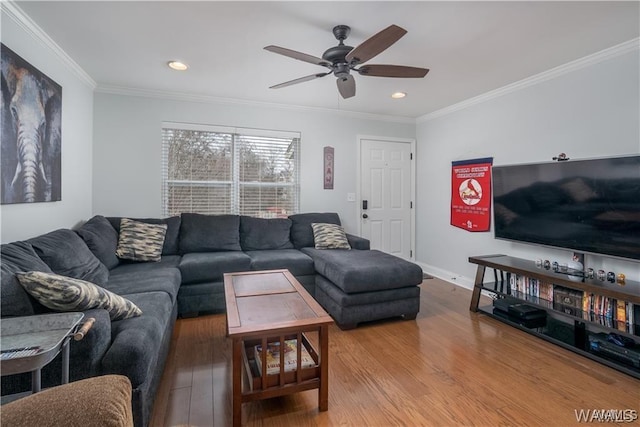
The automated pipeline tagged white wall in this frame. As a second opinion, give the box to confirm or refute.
[0,5,94,243]
[415,49,640,286]
[92,93,415,235]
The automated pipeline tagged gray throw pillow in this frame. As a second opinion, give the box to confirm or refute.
[16,271,142,321]
[107,216,181,255]
[116,219,167,262]
[289,213,341,248]
[311,223,351,249]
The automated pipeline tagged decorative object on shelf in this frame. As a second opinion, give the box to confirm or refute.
[323,146,334,189]
[552,152,570,161]
[552,261,560,272]
[1,43,62,205]
[607,272,616,283]
[566,254,584,282]
[535,259,543,268]
[617,273,626,285]
[450,157,493,232]
[586,268,595,279]
[597,269,606,281]
[543,260,551,270]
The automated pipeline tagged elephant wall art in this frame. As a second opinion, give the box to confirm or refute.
[1,43,61,204]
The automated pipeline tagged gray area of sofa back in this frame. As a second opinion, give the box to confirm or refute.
[288,212,340,249]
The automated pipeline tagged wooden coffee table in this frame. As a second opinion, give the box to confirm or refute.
[224,269,333,427]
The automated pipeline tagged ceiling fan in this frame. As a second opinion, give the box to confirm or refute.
[264,24,429,99]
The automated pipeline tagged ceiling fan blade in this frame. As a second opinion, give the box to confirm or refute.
[269,72,332,89]
[264,45,332,68]
[345,24,407,65]
[358,64,429,78]
[336,75,355,99]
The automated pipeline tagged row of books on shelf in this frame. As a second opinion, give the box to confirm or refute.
[507,273,638,333]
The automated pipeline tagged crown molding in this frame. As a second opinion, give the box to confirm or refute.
[1,1,97,89]
[95,85,417,124]
[417,38,640,123]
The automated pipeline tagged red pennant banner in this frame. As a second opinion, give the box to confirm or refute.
[451,158,493,232]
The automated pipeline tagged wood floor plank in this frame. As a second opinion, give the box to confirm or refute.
[150,278,640,426]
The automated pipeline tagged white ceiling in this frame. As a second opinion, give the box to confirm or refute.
[15,1,640,119]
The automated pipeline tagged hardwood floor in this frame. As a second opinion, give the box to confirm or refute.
[150,278,639,426]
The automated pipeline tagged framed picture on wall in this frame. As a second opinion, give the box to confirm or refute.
[324,146,334,189]
[1,43,62,204]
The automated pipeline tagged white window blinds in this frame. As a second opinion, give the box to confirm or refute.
[162,122,300,217]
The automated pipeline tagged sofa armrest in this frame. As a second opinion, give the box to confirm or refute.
[1,375,133,427]
[346,233,370,250]
[70,308,112,379]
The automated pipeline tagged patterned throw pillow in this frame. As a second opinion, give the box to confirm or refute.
[116,218,167,262]
[311,223,351,250]
[16,271,142,321]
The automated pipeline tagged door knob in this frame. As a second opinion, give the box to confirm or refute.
[362,214,368,219]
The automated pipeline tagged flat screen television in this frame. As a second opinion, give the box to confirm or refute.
[492,155,640,261]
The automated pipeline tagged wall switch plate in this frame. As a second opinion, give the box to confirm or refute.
[347,193,356,202]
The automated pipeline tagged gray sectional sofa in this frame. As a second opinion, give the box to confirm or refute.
[0,212,422,427]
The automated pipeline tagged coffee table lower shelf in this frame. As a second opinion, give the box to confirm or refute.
[240,334,320,399]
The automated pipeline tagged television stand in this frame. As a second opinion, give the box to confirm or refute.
[469,254,640,379]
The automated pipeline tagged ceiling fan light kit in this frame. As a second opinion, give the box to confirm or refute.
[265,24,429,99]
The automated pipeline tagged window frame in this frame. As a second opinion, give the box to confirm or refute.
[161,121,300,217]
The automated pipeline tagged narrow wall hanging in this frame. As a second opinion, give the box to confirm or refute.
[451,157,493,232]
[1,43,62,204]
[324,146,334,189]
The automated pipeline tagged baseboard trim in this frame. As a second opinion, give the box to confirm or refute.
[416,262,474,291]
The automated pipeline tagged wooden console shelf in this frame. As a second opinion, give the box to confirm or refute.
[469,254,640,379]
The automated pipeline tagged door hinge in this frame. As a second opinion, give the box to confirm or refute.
[410,201,413,209]
[410,250,413,257]
[410,153,413,160]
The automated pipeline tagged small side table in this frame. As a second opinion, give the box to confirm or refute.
[1,312,84,393]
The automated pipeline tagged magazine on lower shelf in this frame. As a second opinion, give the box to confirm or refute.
[254,339,315,376]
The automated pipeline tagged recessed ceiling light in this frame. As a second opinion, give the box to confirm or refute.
[168,61,188,71]
[391,92,406,99]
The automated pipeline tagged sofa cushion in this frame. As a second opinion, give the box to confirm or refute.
[76,215,120,270]
[311,223,351,249]
[301,248,423,293]
[108,216,181,256]
[179,213,241,253]
[116,219,167,262]
[289,213,341,249]
[101,291,173,388]
[16,271,142,321]
[240,216,294,250]
[28,229,109,285]
[1,242,52,317]
[245,249,315,276]
[108,255,181,277]
[103,268,181,304]
[179,251,251,284]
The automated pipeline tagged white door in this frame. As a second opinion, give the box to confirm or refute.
[359,137,414,259]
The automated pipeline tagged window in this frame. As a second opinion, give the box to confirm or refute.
[162,122,300,218]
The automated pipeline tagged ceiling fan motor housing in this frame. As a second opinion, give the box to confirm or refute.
[322,25,355,66]
[322,45,354,64]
